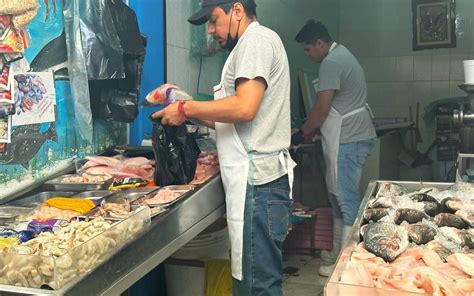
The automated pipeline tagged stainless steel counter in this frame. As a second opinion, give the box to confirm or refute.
[0,175,225,295]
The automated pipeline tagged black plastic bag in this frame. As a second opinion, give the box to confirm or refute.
[152,120,201,186]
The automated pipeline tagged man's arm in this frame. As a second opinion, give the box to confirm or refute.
[301,90,334,137]
[152,77,266,125]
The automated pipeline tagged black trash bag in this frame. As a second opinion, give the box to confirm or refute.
[152,120,201,186]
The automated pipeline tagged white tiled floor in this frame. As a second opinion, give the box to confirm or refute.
[282,254,327,296]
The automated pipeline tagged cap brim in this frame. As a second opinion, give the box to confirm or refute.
[188,7,213,25]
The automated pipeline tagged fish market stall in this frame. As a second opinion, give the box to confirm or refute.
[325,181,474,296]
[0,169,225,295]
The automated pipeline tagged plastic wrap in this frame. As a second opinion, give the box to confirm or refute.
[63,0,93,142]
[78,0,124,80]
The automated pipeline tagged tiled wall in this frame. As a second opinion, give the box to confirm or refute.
[166,0,340,118]
[166,0,226,96]
[340,0,474,154]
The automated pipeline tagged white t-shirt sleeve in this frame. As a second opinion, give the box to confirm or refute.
[233,34,274,88]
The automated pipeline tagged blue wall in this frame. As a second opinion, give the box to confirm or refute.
[129,0,166,145]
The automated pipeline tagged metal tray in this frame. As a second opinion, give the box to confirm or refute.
[44,174,114,191]
[6,191,75,208]
[72,190,115,200]
[0,206,33,225]
[106,187,160,204]
[133,187,192,208]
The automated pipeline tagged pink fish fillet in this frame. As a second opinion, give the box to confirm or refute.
[447,253,474,276]
[376,276,425,294]
[455,279,474,295]
[422,249,444,267]
[122,157,154,166]
[85,156,122,167]
[411,266,464,296]
[340,261,375,288]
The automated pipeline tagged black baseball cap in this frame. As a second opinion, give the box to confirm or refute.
[188,0,235,25]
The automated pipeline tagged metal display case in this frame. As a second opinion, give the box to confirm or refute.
[0,175,225,295]
[324,180,455,296]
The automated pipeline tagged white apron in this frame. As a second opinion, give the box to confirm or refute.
[320,105,371,195]
[213,22,295,280]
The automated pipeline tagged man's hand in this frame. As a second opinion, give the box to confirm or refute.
[291,129,304,146]
[151,102,186,126]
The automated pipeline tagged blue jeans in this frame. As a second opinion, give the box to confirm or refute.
[329,139,374,226]
[233,175,291,296]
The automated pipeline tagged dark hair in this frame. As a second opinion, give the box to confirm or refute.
[295,20,332,44]
[220,1,257,18]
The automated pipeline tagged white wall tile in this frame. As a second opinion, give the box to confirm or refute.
[431,55,450,81]
[414,55,432,81]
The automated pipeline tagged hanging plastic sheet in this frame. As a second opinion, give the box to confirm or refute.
[88,0,146,123]
[78,0,124,80]
[63,0,93,142]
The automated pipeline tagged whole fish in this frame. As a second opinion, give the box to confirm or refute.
[455,209,474,228]
[363,208,390,222]
[422,201,442,216]
[409,192,438,203]
[369,195,399,209]
[434,213,468,229]
[394,208,428,224]
[442,198,465,213]
[405,224,437,245]
[427,241,453,262]
[363,222,409,262]
[439,227,474,249]
[375,182,408,198]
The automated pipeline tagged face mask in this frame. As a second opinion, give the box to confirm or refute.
[225,8,241,51]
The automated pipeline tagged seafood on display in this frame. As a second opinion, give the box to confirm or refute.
[0,208,148,289]
[81,155,155,181]
[336,181,474,295]
[191,154,219,185]
[97,198,131,219]
[141,188,181,205]
[58,173,112,183]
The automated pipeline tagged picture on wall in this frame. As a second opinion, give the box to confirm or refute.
[11,72,56,126]
[412,0,456,50]
[0,116,11,143]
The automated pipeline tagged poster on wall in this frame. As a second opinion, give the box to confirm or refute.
[0,116,11,143]
[11,71,56,126]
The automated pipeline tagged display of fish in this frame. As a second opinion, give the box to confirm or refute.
[439,227,474,249]
[363,222,409,262]
[434,213,469,229]
[363,208,390,222]
[405,223,437,245]
[394,208,428,224]
[0,123,57,168]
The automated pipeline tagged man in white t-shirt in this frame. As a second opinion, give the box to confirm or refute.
[153,1,296,295]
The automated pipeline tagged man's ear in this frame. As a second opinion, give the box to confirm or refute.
[233,2,245,21]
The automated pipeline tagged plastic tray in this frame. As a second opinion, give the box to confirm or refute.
[0,206,33,225]
[0,207,151,290]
